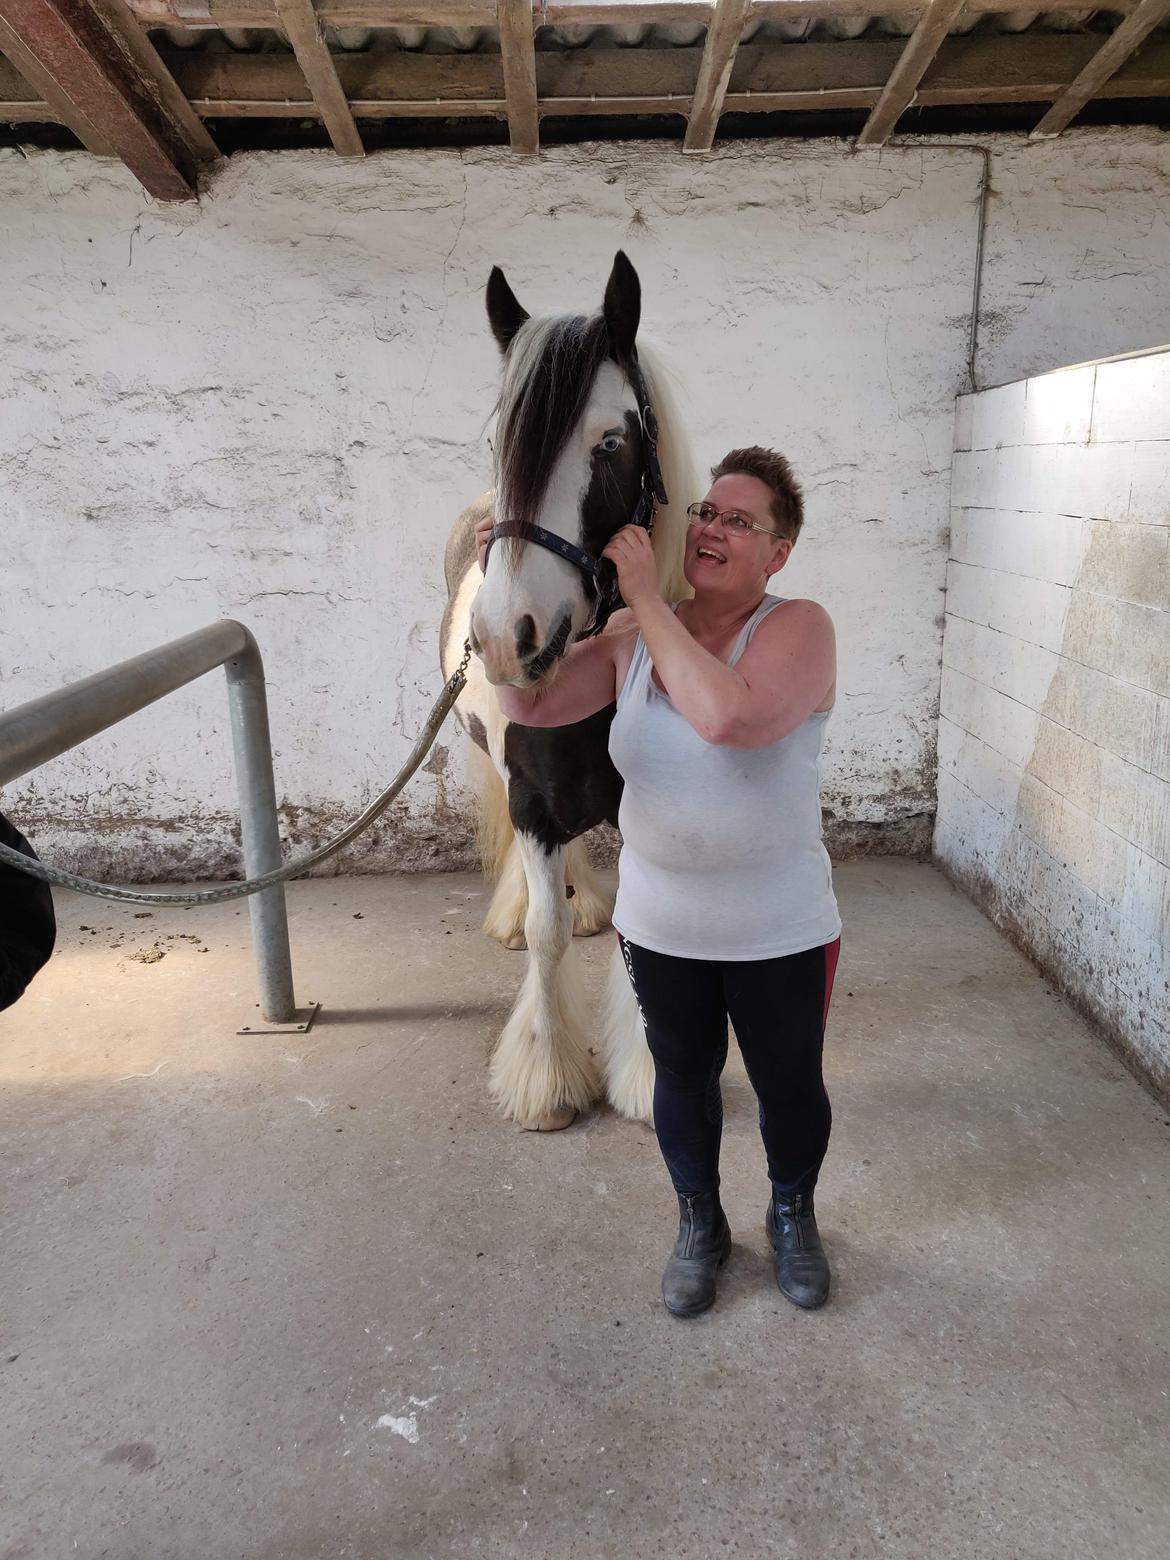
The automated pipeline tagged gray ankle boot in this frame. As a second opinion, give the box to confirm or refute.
[765,1187,830,1310]
[662,1191,732,1318]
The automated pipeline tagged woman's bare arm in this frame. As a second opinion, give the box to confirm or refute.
[495,626,630,727]
[601,524,834,749]
[476,516,634,728]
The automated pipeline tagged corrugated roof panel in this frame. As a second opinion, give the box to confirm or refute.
[158,8,1158,54]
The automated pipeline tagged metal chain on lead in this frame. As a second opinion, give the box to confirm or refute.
[0,655,472,907]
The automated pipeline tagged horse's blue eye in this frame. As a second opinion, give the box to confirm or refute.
[597,435,622,454]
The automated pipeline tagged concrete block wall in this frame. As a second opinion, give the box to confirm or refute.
[937,349,1170,1094]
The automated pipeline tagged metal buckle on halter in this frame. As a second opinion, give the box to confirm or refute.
[630,365,669,511]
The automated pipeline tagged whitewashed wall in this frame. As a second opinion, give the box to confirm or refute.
[2,130,1170,877]
[937,350,1170,1094]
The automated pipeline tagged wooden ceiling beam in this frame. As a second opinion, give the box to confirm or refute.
[130,33,1170,107]
[497,0,538,153]
[183,94,505,114]
[0,96,61,116]
[855,0,968,146]
[8,31,1170,130]
[0,18,113,147]
[1030,0,1170,137]
[683,0,751,152]
[0,0,201,194]
[0,0,208,156]
[273,0,362,153]
[100,0,219,157]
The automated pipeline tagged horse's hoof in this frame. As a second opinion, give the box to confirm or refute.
[522,1106,578,1133]
[503,932,527,952]
[572,922,610,938]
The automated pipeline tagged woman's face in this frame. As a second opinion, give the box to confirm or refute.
[683,473,792,600]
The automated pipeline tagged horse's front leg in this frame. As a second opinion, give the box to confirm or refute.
[488,831,600,1130]
[601,940,655,1123]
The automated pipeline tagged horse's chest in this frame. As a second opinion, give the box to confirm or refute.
[503,709,622,848]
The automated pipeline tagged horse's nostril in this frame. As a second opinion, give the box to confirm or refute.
[515,614,538,659]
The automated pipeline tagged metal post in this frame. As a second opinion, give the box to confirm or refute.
[0,619,307,1031]
[223,632,297,1025]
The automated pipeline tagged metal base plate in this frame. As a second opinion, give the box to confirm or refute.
[237,1001,321,1036]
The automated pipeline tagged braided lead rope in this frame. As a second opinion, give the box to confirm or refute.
[0,644,473,908]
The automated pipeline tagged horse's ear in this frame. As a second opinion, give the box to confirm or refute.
[603,250,641,362]
[486,266,530,353]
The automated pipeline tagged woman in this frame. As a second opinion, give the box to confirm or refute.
[484,446,841,1317]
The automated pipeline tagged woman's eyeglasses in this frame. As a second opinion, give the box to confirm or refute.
[686,502,785,541]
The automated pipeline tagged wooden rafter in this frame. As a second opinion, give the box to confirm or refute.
[74,32,1169,120]
[0,9,114,148]
[7,24,1170,142]
[273,0,362,155]
[0,0,203,195]
[100,0,219,158]
[496,0,538,154]
[683,0,752,152]
[855,0,967,146]
[1030,0,1170,137]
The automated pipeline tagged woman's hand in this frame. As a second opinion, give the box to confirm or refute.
[475,514,496,574]
[601,525,660,611]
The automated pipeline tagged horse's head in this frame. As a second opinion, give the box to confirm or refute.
[470,251,666,688]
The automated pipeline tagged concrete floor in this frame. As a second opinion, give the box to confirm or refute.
[1,860,1168,1560]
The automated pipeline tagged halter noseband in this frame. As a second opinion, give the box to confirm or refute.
[484,357,669,640]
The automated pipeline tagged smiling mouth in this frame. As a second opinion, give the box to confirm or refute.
[696,546,726,564]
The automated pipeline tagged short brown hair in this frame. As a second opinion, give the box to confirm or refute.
[710,446,804,542]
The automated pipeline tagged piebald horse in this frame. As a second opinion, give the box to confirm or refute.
[440,252,697,1130]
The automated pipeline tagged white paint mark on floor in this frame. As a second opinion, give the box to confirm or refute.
[375,1413,420,1444]
[374,1393,437,1445]
[295,1096,329,1115]
[115,1059,171,1082]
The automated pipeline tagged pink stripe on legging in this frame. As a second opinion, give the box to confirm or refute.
[823,937,842,1030]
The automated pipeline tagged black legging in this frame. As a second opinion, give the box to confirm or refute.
[619,935,841,1198]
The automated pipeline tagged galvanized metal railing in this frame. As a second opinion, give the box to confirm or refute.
[0,622,473,1034]
[0,622,300,1026]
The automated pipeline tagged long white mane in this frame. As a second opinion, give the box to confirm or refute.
[635,338,698,605]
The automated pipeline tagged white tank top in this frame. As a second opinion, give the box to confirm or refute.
[608,596,842,961]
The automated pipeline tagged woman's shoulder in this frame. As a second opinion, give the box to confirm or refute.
[602,608,642,690]
[601,606,639,637]
[758,596,834,633]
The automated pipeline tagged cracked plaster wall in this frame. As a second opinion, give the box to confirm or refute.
[2,131,1169,878]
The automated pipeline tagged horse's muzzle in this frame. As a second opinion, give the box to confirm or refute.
[472,606,575,687]
[523,609,574,684]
